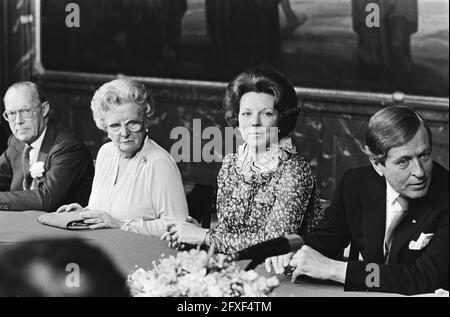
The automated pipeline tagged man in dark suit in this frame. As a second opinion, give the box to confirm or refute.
[267,106,448,295]
[0,82,94,211]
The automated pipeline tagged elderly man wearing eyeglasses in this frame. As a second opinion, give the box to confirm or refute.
[0,81,94,211]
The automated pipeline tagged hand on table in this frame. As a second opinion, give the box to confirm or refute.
[185,216,201,226]
[79,210,124,229]
[265,252,295,275]
[161,217,206,250]
[289,245,347,284]
[434,289,449,296]
[56,203,83,213]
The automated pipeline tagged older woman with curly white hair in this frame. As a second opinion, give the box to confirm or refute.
[57,78,188,236]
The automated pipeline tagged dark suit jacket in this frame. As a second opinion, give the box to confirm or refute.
[0,121,94,211]
[0,123,10,155]
[303,162,449,295]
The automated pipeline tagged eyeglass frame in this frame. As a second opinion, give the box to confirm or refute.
[106,119,144,134]
[2,103,44,122]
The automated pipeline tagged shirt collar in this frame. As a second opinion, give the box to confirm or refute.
[30,126,47,151]
[386,180,401,205]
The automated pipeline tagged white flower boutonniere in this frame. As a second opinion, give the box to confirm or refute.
[29,161,45,179]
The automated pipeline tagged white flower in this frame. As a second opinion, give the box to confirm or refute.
[127,249,279,297]
[29,161,45,179]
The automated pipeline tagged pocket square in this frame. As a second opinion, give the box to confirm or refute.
[408,233,434,250]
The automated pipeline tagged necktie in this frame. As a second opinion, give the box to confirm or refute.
[384,195,409,263]
[22,144,33,190]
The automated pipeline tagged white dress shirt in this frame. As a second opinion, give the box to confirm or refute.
[28,127,47,190]
[29,127,47,166]
[384,180,406,257]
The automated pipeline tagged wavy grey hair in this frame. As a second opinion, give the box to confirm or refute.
[91,78,154,131]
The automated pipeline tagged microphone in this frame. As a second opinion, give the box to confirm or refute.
[233,234,304,270]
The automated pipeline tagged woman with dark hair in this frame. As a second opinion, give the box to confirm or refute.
[163,66,323,256]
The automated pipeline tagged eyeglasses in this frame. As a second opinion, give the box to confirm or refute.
[2,104,42,122]
[106,119,143,134]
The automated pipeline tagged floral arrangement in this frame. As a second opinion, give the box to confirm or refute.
[127,248,279,297]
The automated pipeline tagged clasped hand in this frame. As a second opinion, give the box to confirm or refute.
[160,217,206,250]
[265,246,347,284]
[56,203,123,229]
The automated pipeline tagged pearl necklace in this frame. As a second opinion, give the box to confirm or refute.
[120,140,145,160]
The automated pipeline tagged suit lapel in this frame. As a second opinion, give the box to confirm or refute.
[388,196,434,263]
[388,163,443,263]
[363,171,387,263]
[37,121,57,164]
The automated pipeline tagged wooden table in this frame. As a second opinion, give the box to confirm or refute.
[0,211,402,297]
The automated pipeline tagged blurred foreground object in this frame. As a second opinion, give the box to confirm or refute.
[0,238,129,297]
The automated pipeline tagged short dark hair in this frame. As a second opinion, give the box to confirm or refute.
[0,238,130,297]
[223,66,300,139]
[3,81,48,104]
[365,106,432,165]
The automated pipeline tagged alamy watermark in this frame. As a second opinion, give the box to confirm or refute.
[365,263,380,288]
[65,2,380,29]
[65,3,80,28]
[365,3,380,28]
[169,119,279,163]
[65,263,80,288]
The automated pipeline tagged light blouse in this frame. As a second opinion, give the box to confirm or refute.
[87,137,188,236]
